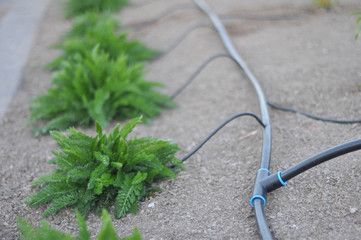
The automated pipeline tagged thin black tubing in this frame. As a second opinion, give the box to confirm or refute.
[128,3,196,32]
[268,102,361,124]
[171,53,231,99]
[129,2,299,29]
[149,19,361,124]
[152,23,213,61]
[219,13,302,21]
[135,1,361,239]
[168,50,361,124]
[182,112,265,162]
[138,1,361,238]
[260,138,361,193]
[160,7,361,237]
[193,1,273,239]
[283,138,361,181]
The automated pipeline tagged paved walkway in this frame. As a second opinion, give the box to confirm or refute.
[0,0,50,125]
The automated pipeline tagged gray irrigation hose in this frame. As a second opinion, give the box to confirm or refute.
[193,0,273,239]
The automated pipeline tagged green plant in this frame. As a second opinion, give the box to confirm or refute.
[25,117,184,218]
[352,9,361,39]
[64,11,119,39]
[18,210,142,240]
[47,12,159,71]
[313,0,333,9]
[64,0,128,18]
[30,47,175,136]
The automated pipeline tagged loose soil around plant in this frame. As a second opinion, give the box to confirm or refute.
[1,0,361,239]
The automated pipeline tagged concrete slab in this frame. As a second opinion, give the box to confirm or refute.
[0,0,50,126]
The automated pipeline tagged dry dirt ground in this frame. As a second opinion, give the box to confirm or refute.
[1,0,361,239]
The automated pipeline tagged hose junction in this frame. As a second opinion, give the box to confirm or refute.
[133,1,361,239]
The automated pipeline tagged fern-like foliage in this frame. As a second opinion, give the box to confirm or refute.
[64,11,119,39]
[64,0,128,19]
[47,12,159,71]
[30,47,175,135]
[25,117,184,218]
[18,210,142,240]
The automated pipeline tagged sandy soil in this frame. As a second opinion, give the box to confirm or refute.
[1,0,361,239]
[0,1,11,24]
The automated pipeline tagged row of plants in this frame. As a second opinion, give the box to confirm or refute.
[18,0,361,238]
[20,0,184,239]
[29,1,173,136]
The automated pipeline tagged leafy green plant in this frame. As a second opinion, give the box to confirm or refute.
[18,210,142,240]
[64,11,119,39]
[47,12,159,71]
[25,116,184,218]
[64,0,128,19]
[352,9,361,39]
[30,47,175,135]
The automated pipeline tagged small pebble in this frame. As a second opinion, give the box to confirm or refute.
[350,207,357,214]
[148,202,155,208]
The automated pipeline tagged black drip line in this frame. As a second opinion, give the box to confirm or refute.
[130,0,361,239]
[181,112,265,162]
[128,3,196,32]
[127,2,301,34]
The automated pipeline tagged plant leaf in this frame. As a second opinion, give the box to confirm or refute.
[97,209,120,240]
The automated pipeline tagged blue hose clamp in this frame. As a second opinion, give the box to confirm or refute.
[278,171,287,186]
[250,195,266,207]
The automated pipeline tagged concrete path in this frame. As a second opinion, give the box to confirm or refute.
[0,0,50,125]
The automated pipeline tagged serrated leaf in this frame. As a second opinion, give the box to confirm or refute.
[131,172,147,185]
[94,151,109,166]
[111,162,123,170]
[43,191,79,217]
[25,183,78,207]
[97,209,120,240]
[31,174,68,188]
[86,89,110,127]
[90,135,99,155]
[100,144,113,156]
[119,116,142,139]
[68,167,92,182]
[121,227,142,240]
[88,164,108,190]
[94,180,103,195]
[96,122,103,136]
[18,218,73,240]
[75,210,90,240]
[114,175,145,219]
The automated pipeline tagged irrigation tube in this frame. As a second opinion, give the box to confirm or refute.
[260,138,361,192]
[181,112,265,162]
[193,0,274,239]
